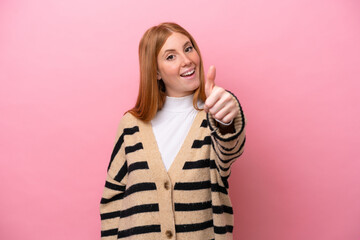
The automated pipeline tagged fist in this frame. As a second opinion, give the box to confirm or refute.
[204,65,239,124]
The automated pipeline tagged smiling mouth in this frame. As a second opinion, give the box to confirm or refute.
[180,69,195,77]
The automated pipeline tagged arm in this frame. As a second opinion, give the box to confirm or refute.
[100,119,129,240]
[203,66,247,184]
[207,91,247,180]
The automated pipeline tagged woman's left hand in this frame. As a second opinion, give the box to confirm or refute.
[204,65,239,124]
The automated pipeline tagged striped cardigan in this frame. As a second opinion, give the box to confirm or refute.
[100,93,247,240]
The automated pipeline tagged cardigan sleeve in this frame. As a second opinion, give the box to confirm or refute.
[207,90,247,181]
[100,117,129,240]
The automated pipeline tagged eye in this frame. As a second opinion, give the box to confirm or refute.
[185,46,193,52]
[166,54,175,61]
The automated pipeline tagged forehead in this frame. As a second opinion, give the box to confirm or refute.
[160,32,191,52]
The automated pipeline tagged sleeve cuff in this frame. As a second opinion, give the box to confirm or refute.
[215,118,233,126]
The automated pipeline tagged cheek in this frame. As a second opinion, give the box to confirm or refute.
[158,60,178,77]
[163,64,179,77]
[192,53,200,66]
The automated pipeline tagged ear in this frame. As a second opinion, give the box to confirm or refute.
[157,71,161,80]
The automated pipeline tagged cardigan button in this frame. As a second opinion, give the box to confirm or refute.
[165,230,173,238]
[164,181,170,190]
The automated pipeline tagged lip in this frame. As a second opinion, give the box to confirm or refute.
[180,67,195,76]
[180,68,196,79]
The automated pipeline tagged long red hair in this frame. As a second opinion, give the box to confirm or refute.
[127,22,206,122]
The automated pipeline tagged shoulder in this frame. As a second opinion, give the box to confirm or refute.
[118,112,139,126]
[114,112,140,137]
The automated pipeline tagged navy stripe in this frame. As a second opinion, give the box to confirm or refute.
[100,192,124,204]
[117,225,161,238]
[108,126,139,171]
[191,136,211,148]
[101,228,118,237]
[218,163,230,172]
[182,160,229,188]
[114,160,128,182]
[123,126,140,135]
[214,148,243,165]
[101,183,157,204]
[214,225,233,234]
[211,183,228,194]
[212,205,233,214]
[100,210,120,220]
[123,182,157,198]
[125,142,143,154]
[101,203,159,220]
[210,160,217,169]
[209,159,229,188]
[128,161,149,173]
[221,176,229,188]
[105,181,126,191]
[121,203,159,218]
[214,136,245,157]
[174,181,211,190]
[217,163,234,187]
[174,201,212,211]
[175,219,213,232]
[183,159,210,169]
[214,136,240,152]
[200,119,208,128]
[211,137,245,164]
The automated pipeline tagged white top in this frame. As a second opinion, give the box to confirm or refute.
[151,94,203,171]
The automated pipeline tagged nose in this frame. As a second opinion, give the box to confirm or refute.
[181,53,192,66]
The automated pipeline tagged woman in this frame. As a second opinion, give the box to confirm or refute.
[100,22,247,240]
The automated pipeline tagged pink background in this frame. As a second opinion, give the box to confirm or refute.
[1,0,359,239]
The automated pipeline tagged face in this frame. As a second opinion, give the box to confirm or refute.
[157,32,200,97]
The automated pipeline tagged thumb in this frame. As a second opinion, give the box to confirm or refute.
[205,65,216,97]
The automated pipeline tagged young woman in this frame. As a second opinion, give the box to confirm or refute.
[100,22,247,240]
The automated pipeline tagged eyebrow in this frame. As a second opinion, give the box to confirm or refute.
[162,41,192,57]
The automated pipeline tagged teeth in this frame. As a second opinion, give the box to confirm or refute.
[181,69,195,77]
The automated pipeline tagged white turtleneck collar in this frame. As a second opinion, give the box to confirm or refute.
[161,93,195,113]
[161,93,204,113]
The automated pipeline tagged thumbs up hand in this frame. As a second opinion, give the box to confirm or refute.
[204,65,239,125]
